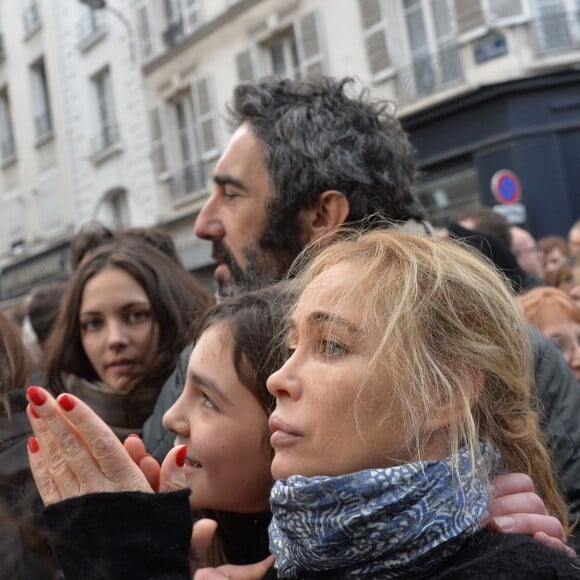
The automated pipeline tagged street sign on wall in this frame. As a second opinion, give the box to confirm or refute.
[491,169,522,205]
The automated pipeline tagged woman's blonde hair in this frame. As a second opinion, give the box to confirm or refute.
[291,229,568,530]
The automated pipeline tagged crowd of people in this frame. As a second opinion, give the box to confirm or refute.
[1,75,580,579]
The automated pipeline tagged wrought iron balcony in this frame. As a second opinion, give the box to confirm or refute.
[90,122,120,156]
[169,161,206,201]
[395,42,464,107]
[529,9,580,56]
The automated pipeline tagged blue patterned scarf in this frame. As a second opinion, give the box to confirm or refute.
[269,444,499,578]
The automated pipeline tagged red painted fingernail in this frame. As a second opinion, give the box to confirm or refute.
[176,446,187,467]
[58,394,75,412]
[29,406,40,419]
[27,386,47,406]
[28,437,39,453]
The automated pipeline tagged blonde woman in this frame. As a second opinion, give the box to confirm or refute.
[25,232,578,578]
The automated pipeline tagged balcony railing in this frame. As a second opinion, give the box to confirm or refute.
[169,161,206,201]
[23,2,42,36]
[530,10,580,56]
[396,42,464,107]
[35,113,53,142]
[90,122,120,156]
[1,137,16,164]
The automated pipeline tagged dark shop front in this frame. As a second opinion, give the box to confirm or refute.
[402,69,580,238]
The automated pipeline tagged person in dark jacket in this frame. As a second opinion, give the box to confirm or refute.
[0,310,57,580]
[143,76,580,535]
[24,231,580,579]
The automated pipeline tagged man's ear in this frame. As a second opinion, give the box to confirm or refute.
[297,190,350,244]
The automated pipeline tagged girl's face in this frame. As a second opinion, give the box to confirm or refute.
[163,322,272,512]
[267,262,449,480]
[559,265,580,308]
[79,266,160,392]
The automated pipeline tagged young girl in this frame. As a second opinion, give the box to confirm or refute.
[43,238,212,437]
[25,233,576,577]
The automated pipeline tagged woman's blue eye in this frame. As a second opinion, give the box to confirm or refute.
[81,319,102,332]
[322,339,345,358]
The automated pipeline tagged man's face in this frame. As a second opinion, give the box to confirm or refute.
[194,124,301,298]
[569,227,580,257]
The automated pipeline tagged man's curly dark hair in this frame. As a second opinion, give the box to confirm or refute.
[227,76,426,251]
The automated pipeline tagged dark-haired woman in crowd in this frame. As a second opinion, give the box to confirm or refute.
[42,238,213,438]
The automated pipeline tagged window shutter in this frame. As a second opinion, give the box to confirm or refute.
[192,76,218,159]
[488,0,524,19]
[38,169,61,233]
[455,0,485,34]
[359,0,391,76]
[150,107,168,174]
[236,48,256,82]
[295,11,325,77]
[184,0,201,31]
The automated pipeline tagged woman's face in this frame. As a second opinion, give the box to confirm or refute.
[541,313,580,381]
[559,265,580,308]
[542,248,567,285]
[162,322,272,512]
[79,266,160,392]
[267,262,435,480]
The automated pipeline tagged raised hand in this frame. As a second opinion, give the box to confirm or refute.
[26,386,187,505]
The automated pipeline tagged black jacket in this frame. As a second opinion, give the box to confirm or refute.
[41,490,580,579]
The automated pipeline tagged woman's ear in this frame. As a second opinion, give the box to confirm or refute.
[426,370,484,432]
[297,190,350,244]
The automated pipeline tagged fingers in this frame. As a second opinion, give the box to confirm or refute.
[159,445,188,493]
[27,386,151,495]
[489,513,566,543]
[194,555,275,580]
[124,435,161,491]
[488,491,548,518]
[489,473,535,498]
[124,434,148,464]
[27,436,62,506]
[533,531,577,559]
[191,518,218,568]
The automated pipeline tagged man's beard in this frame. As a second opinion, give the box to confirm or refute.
[213,231,303,299]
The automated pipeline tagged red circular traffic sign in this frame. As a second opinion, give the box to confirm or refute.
[491,170,522,205]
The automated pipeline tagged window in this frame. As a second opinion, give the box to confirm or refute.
[30,59,53,143]
[0,88,16,164]
[162,0,202,47]
[531,0,580,54]
[359,0,392,79]
[95,189,129,229]
[167,77,218,200]
[264,12,325,79]
[0,7,5,61]
[397,0,463,104]
[78,3,106,46]
[4,190,25,247]
[37,168,62,235]
[135,0,156,60]
[91,67,120,157]
[22,0,41,37]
